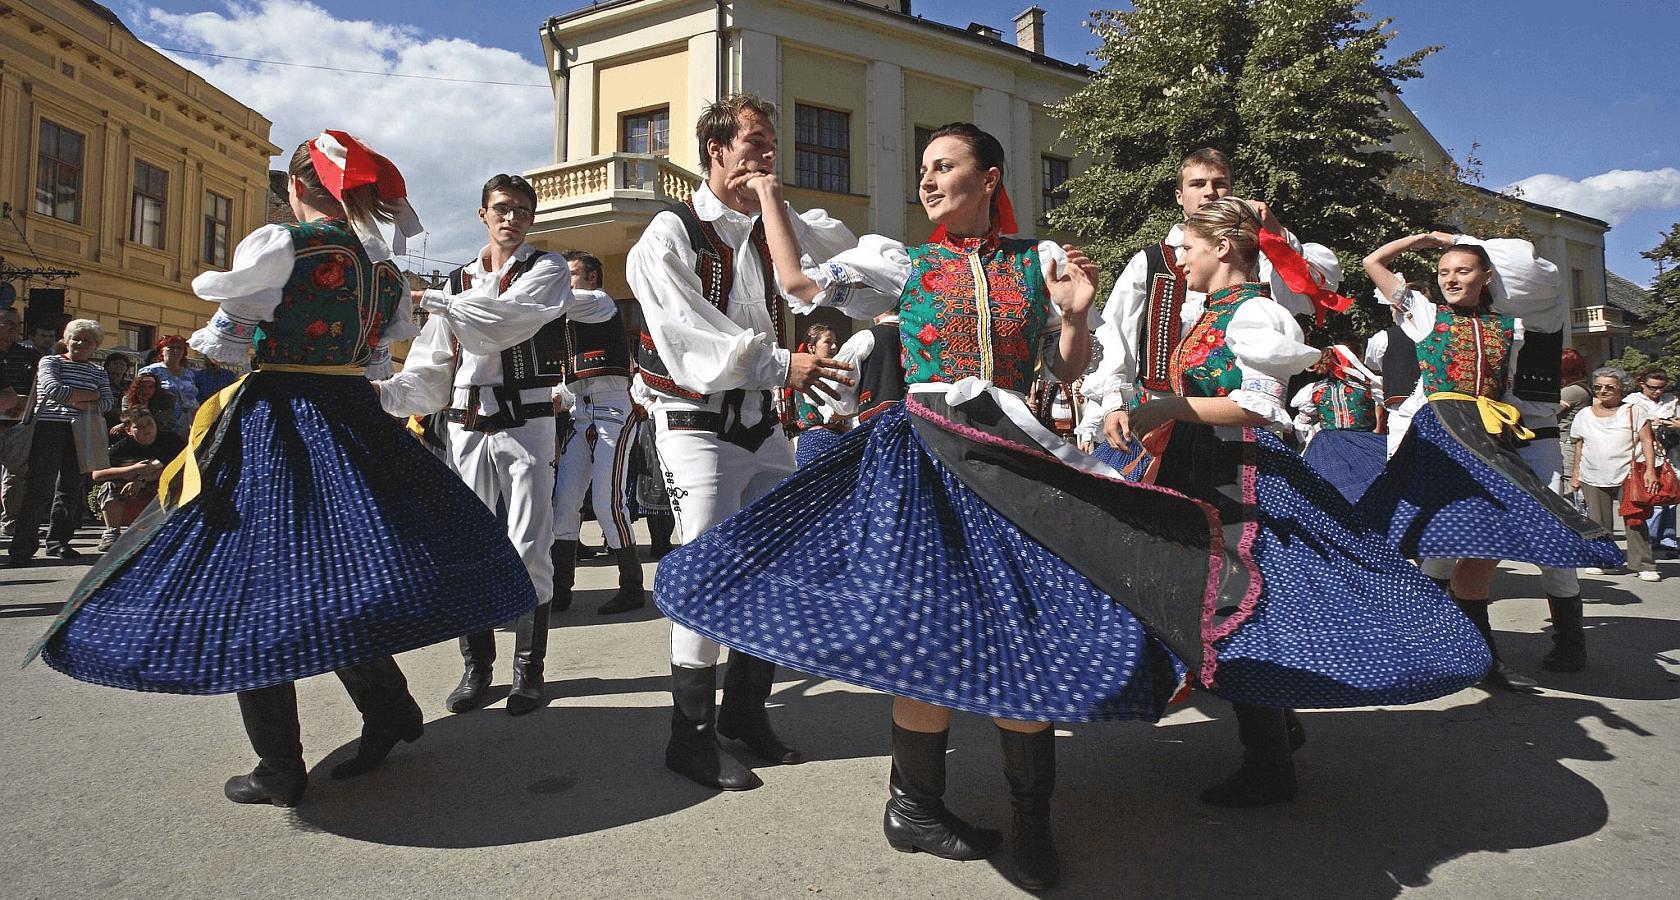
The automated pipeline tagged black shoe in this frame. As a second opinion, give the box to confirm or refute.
[445,666,493,714]
[666,665,760,791]
[224,770,306,807]
[1453,595,1542,693]
[597,546,646,615]
[998,727,1059,891]
[576,542,603,561]
[45,545,81,560]
[3,555,29,569]
[330,708,424,779]
[1286,710,1307,753]
[505,601,551,716]
[1541,595,1586,672]
[882,725,1000,860]
[718,654,802,764]
[1199,761,1297,808]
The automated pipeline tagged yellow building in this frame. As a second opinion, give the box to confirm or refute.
[526,0,1087,316]
[0,0,279,354]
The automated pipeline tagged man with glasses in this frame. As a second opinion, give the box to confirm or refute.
[378,173,616,716]
[1629,368,1679,555]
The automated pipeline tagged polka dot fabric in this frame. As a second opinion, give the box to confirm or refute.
[1302,429,1389,505]
[793,426,845,468]
[40,372,538,694]
[654,403,1187,724]
[1358,404,1624,568]
[1208,429,1491,707]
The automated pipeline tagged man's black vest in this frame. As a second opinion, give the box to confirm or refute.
[566,310,633,384]
[1137,242,1187,394]
[1511,327,1562,403]
[448,250,567,390]
[1381,324,1419,408]
[855,319,906,421]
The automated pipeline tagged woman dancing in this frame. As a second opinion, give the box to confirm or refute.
[26,131,538,807]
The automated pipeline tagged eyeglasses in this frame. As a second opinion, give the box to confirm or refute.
[1594,384,1621,393]
[1643,383,1667,391]
[488,203,534,221]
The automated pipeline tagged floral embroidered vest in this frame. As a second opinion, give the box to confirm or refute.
[1158,283,1261,399]
[1415,305,1515,399]
[1310,378,1379,431]
[899,236,1050,394]
[258,218,405,367]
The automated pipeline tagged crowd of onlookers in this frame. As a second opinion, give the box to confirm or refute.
[0,309,233,566]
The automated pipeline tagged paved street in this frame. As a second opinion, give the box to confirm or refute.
[3,521,1679,899]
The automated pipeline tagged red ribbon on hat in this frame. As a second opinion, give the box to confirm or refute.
[308,130,408,203]
[1257,227,1352,326]
[928,184,1020,246]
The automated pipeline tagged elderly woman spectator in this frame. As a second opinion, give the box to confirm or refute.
[139,335,199,437]
[5,318,114,566]
[1570,367,1661,582]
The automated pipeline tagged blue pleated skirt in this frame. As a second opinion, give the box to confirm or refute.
[1092,424,1491,708]
[1303,429,1390,505]
[794,426,847,468]
[1357,402,1623,568]
[34,371,538,694]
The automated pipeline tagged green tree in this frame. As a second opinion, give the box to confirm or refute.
[1607,223,1680,376]
[1050,0,1457,337]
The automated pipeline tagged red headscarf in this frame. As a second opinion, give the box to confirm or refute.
[306,130,423,263]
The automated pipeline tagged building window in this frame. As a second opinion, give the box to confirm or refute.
[119,321,155,353]
[204,192,232,267]
[622,107,670,155]
[1041,156,1070,215]
[795,104,850,194]
[34,120,84,222]
[1572,268,1585,308]
[911,126,935,196]
[130,161,168,249]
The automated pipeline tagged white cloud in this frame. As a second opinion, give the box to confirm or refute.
[129,0,554,271]
[1506,168,1680,226]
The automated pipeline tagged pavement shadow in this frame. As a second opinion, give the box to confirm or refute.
[1502,614,1680,701]
[947,691,1634,898]
[0,601,64,618]
[551,591,667,626]
[1492,568,1644,606]
[293,675,889,848]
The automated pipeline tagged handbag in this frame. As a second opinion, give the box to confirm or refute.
[1619,406,1680,523]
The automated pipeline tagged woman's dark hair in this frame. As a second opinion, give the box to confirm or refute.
[288,141,401,224]
[926,122,1006,177]
[1437,243,1496,305]
[1560,347,1588,385]
[125,372,174,412]
[803,323,837,348]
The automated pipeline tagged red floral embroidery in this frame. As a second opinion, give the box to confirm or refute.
[313,261,347,289]
[917,323,939,344]
[304,320,329,339]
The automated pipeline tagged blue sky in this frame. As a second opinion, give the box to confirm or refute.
[123,1,1679,282]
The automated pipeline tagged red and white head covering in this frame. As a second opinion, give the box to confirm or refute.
[306,130,423,263]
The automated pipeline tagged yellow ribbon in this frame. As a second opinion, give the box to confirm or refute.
[1429,392,1536,441]
[157,364,367,508]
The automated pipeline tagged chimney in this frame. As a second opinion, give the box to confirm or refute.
[1014,6,1045,55]
[967,22,1003,42]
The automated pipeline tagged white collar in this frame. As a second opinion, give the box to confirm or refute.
[1164,224,1185,248]
[471,241,536,277]
[691,182,753,227]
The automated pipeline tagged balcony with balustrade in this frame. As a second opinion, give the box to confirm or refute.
[523,153,701,249]
[1571,305,1627,333]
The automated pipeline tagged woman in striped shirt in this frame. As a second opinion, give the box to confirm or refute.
[7,318,114,566]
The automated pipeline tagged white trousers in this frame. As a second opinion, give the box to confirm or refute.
[447,417,556,606]
[1419,437,1579,597]
[655,408,795,668]
[552,386,640,548]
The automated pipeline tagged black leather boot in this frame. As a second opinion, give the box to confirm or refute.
[1200,703,1298,808]
[550,540,577,612]
[998,727,1059,891]
[230,685,309,806]
[649,515,675,559]
[506,602,551,716]
[666,664,760,790]
[1541,594,1586,672]
[717,653,803,764]
[883,724,1001,860]
[597,545,646,615]
[445,630,496,714]
[331,656,424,779]
[1454,595,1540,692]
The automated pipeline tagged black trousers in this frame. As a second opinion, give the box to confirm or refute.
[8,420,82,560]
[235,655,414,777]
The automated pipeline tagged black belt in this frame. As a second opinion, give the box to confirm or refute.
[663,389,778,452]
[445,401,553,434]
[1529,426,1560,440]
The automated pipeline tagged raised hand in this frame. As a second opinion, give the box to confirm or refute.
[1048,245,1100,322]
[786,352,854,400]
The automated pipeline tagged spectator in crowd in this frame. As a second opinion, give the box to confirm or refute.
[101,353,135,429]
[1628,367,1678,555]
[192,354,238,400]
[1,307,41,537]
[6,318,114,566]
[1558,349,1592,509]
[89,408,186,551]
[1570,367,1661,582]
[139,335,200,437]
[121,373,176,429]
